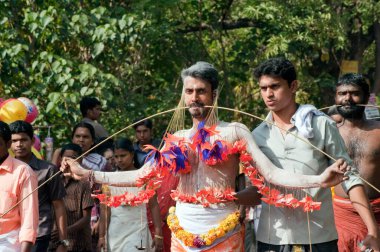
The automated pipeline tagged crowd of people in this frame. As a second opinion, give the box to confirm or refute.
[0,58,379,252]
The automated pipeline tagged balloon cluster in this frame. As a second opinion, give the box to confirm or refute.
[0,97,39,124]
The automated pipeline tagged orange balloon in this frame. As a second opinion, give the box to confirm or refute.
[0,99,27,124]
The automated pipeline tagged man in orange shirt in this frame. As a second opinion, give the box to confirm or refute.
[0,121,39,252]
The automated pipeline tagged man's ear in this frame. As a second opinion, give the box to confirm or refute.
[290,80,298,94]
[212,90,218,99]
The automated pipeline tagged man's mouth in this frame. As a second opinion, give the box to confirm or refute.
[190,103,204,108]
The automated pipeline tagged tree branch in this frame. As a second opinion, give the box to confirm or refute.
[177,18,263,33]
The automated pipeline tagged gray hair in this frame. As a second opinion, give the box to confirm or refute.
[181,61,219,91]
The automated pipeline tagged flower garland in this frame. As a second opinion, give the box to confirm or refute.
[95,123,322,212]
[235,139,322,212]
[93,167,165,207]
[94,188,156,207]
[167,206,240,248]
[170,187,237,207]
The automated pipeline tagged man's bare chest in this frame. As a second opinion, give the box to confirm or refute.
[343,132,380,161]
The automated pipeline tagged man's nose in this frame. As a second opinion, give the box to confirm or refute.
[343,93,352,102]
[191,92,199,102]
[265,88,274,97]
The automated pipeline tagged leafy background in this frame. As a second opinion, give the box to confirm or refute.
[1,0,379,149]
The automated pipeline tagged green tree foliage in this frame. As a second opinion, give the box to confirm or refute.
[0,0,379,145]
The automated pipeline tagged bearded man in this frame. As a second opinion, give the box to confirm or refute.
[333,73,380,252]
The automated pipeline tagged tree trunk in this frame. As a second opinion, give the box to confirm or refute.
[374,21,380,95]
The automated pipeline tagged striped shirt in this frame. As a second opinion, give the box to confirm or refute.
[50,177,94,251]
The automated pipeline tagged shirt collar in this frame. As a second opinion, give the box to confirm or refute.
[263,104,301,129]
[264,112,274,129]
[28,154,39,170]
[0,154,13,172]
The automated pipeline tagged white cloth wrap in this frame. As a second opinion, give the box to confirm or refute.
[174,202,240,251]
[0,229,21,252]
[291,104,324,138]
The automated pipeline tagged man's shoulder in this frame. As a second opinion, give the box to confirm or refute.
[311,113,336,129]
[218,121,249,130]
[10,156,34,172]
[31,155,56,171]
[252,121,268,136]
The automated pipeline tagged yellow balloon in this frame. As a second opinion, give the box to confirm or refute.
[0,99,28,124]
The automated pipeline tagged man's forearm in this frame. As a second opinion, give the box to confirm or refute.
[20,241,33,252]
[235,186,261,206]
[349,185,379,236]
[53,200,67,240]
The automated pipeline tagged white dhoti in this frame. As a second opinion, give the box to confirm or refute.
[0,229,21,252]
[173,202,240,252]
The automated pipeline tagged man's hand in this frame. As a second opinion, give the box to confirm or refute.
[97,237,107,252]
[152,236,163,252]
[60,157,89,180]
[360,233,380,252]
[56,245,67,252]
[92,220,99,236]
[320,158,350,188]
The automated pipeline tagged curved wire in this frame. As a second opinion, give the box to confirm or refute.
[1,104,379,219]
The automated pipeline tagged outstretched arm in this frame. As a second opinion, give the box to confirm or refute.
[348,186,380,251]
[235,124,348,188]
[61,157,152,187]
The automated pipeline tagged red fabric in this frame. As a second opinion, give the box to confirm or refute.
[333,195,380,252]
[147,173,179,252]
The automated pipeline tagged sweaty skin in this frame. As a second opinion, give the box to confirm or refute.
[334,118,380,200]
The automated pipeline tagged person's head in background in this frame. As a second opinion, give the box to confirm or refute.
[59,143,83,169]
[114,138,135,171]
[101,147,115,171]
[327,105,344,125]
[133,118,153,146]
[335,73,370,120]
[71,122,95,153]
[9,120,34,163]
[80,96,102,121]
[0,121,11,159]
[93,137,115,171]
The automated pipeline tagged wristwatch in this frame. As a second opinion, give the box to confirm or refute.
[56,239,70,247]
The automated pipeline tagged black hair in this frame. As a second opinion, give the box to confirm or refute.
[114,138,134,153]
[253,57,297,86]
[71,122,95,140]
[60,143,83,157]
[80,96,101,117]
[9,120,34,140]
[0,121,11,143]
[93,137,114,155]
[133,118,153,130]
[337,73,370,100]
[181,61,219,91]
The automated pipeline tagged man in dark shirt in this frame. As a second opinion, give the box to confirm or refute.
[132,118,161,168]
[50,143,93,252]
[10,121,68,252]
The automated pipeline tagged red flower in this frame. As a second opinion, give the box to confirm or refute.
[278,194,300,208]
[261,188,284,207]
[240,153,253,162]
[299,196,321,212]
